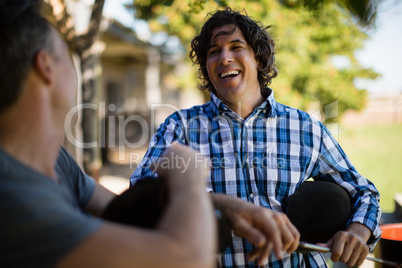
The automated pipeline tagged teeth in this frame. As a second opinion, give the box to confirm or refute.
[220,70,240,78]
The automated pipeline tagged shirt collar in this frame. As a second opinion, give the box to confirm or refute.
[265,87,277,117]
[210,88,277,117]
[210,93,241,120]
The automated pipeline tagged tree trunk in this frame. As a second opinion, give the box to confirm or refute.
[80,40,104,180]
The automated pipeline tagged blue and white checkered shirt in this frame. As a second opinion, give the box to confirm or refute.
[131,89,381,268]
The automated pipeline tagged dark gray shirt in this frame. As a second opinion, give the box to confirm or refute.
[0,147,103,267]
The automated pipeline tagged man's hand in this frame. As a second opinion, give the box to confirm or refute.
[155,143,209,192]
[318,223,371,267]
[212,194,300,266]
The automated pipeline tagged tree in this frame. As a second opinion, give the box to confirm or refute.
[128,0,380,119]
[280,0,379,26]
[49,0,105,179]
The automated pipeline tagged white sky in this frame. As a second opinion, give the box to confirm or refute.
[103,0,151,40]
[355,0,402,96]
[103,0,402,97]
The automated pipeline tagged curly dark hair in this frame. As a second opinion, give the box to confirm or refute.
[189,7,278,95]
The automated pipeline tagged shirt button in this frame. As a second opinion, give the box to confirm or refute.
[250,193,254,198]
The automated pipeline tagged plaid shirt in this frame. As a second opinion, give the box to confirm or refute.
[131,89,381,268]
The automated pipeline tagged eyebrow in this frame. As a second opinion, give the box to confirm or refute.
[208,39,246,50]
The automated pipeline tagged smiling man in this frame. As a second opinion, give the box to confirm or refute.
[206,24,263,118]
[131,7,381,268]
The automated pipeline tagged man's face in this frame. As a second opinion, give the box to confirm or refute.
[206,24,261,107]
[48,28,78,117]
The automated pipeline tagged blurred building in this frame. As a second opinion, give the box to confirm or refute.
[342,94,402,126]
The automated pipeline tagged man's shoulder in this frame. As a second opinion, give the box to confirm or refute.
[165,102,215,122]
[274,101,317,123]
[56,147,79,175]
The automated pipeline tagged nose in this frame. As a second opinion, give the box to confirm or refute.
[218,49,233,65]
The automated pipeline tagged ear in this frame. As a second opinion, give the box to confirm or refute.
[33,50,53,85]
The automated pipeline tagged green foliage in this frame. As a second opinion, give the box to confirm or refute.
[280,0,378,26]
[129,0,380,118]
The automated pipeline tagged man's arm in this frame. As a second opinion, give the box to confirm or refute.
[211,193,300,266]
[312,121,381,267]
[58,144,216,268]
[84,183,116,217]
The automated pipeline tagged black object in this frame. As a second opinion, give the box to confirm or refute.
[374,224,402,268]
[286,180,353,244]
[101,176,232,253]
[377,239,402,267]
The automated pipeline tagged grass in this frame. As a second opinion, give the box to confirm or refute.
[336,124,402,213]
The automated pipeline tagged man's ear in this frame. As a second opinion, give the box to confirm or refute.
[33,50,53,85]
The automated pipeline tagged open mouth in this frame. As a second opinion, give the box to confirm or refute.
[219,70,241,79]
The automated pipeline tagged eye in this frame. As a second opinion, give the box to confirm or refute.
[209,49,219,55]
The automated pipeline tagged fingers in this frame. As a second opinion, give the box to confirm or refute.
[247,241,273,267]
[241,209,299,262]
[213,195,300,264]
[247,248,260,263]
[355,250,368,266]
[258,241,274,266]
[232,217,268,248]
[282,215,300,253]
[330,231,369,267]
[270,212,300,254]
[253,210,284,259]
